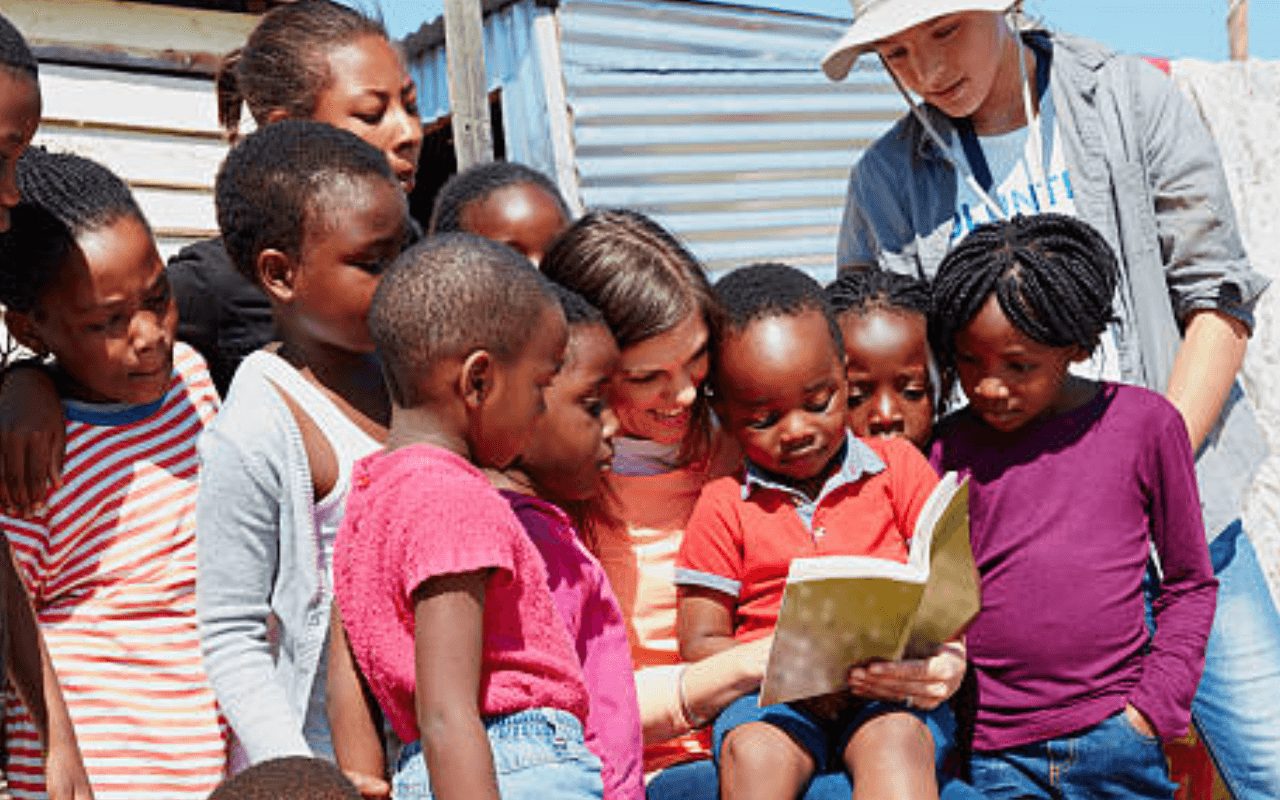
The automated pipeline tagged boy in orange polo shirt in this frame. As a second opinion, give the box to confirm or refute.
[675,263,949,800]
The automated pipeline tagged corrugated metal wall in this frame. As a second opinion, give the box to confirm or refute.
[409,0,561,182]
[34,63,227,262]
[559,0,901,281]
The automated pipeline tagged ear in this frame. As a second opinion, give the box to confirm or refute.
[1067,344,1091,364]
[5,309,48,357]
[459,350,497,411]
[257,248,298,304]
[263,107,290,125]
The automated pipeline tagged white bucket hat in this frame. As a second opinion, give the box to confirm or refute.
[821,0,1018,81]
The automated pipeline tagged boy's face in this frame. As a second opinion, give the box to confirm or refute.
[290,178,408,354]
[518,322,620,502]
[840,308,934,450]
[472,301,568,469]
[12,215,176,405]
[0,70,41,232]
[458,183,570,267]
[715,309,848,492]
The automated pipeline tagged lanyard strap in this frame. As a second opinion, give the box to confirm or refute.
[954,48,1053,193]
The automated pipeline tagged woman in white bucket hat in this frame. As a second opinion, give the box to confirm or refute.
[827,2,1280,798]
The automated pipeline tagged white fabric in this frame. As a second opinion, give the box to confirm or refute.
[1172,58,1280,610]
[822,0,1014,80]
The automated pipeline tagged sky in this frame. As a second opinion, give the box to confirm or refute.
[359,0,1280,61]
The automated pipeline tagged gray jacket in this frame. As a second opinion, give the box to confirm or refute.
[195,354,333,763]
[839,31,1269,540]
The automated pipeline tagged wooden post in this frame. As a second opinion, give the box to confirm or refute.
[1228,0,1248,60]
[444,0,494,170]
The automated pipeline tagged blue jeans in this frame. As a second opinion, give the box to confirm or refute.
[970,712,1175,798]
[1181,521,1280,798]
[392,708,602,800]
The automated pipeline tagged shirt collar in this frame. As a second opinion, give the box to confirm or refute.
[741,432,886,502]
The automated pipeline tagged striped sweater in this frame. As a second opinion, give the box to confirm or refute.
[2,343,227,799]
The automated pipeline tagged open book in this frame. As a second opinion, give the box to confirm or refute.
[759,472,980,706]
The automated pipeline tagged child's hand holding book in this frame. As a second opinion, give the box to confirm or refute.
[847,639,967,711]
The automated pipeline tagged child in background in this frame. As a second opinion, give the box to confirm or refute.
[428,160,572,266]
[929,214,1217,798]
[825,269,937,451]
[494,284,643,799]
[332,234,602,800]
[195,121,406,774]
[675,263,952,800]
[208,757,361,800]
[0,149,225,799]
[0,15,93,799]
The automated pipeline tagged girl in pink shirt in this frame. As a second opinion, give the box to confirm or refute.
[491,285,645,799]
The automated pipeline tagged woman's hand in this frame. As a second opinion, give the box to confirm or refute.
[847,640,966,710]
[0,364,64,516]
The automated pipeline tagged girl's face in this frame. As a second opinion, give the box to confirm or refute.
[287,177,408,354]
[609,311,709,445]
[11,215,176,405]
[459,183,570,266]
[311,35,423,194]
[0,70,41,232]
[839,308,934,450]
[873,12,1014,125]
[518,323,621,502]
[953,294,1084,432]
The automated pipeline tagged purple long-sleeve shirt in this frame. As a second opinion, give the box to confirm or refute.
[931,383,1217,750]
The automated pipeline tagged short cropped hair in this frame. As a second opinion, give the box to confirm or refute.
[216,119,399,285]
[429,161,570,235]
[0,148,145,313]
[370,233,558,407]
[0,13,37,78]
[549,282,603,328]
[713,262,843,354]
[207,756,360,800]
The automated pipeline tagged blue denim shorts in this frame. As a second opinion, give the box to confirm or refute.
[970,711,1176,799]
[712,691,949,774]
[392,708,603,800]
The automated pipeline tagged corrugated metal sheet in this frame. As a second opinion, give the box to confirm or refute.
[34,63,228,261]
[408,0,560,180]
[560,0,900,281]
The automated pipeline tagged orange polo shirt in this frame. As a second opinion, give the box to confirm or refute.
[676,435,938,643]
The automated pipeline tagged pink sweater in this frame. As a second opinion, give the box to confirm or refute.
[333,444,589,742]
[504,492,644,800]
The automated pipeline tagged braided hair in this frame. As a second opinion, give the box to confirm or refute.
[429,161,570,235]
[0,148,145,313]
[0,12,37,78]
[216,0,386,141]
[825,267,931,320]
[928,214,1118,370]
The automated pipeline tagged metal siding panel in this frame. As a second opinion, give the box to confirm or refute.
[33,64,226,256]
[561,0,899,280]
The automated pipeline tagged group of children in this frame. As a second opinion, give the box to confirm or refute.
[0,2,1227,800]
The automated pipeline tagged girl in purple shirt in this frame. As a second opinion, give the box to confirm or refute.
[927,214,1217,799]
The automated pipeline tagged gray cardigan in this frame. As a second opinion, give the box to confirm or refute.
[195,353,332,763]
[838,31,1269,540]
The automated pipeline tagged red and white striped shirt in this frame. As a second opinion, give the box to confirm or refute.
[3,343,227,799]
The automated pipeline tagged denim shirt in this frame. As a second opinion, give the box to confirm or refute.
[838,32,1269,540]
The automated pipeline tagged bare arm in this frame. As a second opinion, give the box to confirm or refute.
[1165,310,1249,453]
[326,604,389,800]
[0,364,64,517]
[676,586,740,663]
[3,541,93,799]
[415,570,499,800]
